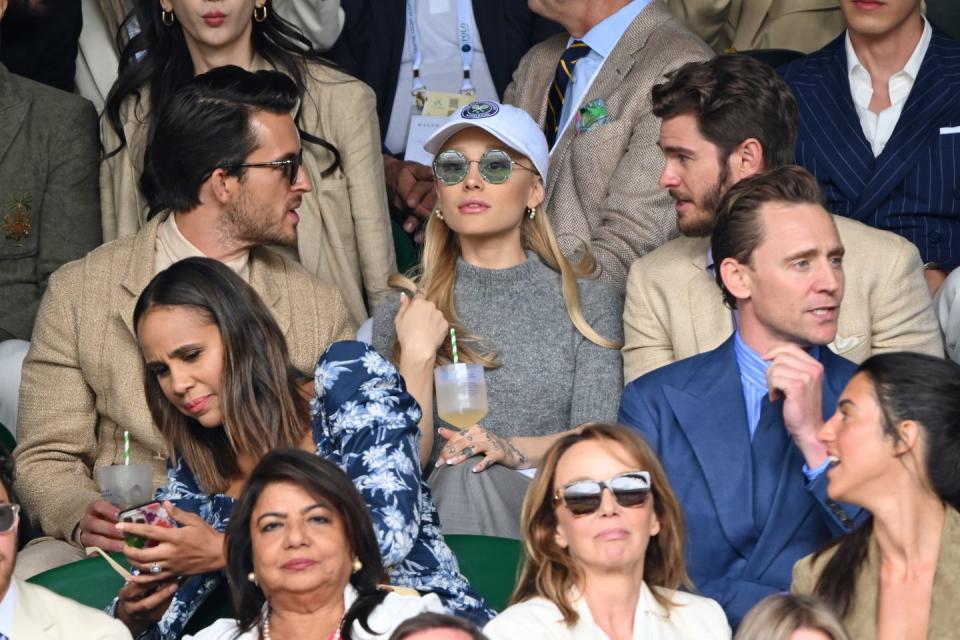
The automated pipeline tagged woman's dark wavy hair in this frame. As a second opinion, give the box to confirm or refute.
[813,352,960,618]
[103,0,342,181]
[133,257,311,494]
[226,449,388,639]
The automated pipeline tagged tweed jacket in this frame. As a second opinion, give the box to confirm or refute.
[13,213,354,544]
[0,63,100,341]
[622,215,943,383]
[100,56,395,326]
[12,579,132,639]
[503,1,712,292]
[667,0,845,54]
[793,507,960,639]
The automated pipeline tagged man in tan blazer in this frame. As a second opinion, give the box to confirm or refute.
[667,0,845,54]
[623,55,942,383]
[504,0,712,291]
[13,67,354,578]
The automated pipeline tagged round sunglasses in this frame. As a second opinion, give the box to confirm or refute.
[553,470,652,517]
[432,149,536,186]
[0,503,20,533]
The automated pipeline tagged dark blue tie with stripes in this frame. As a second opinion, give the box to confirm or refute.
[545,40,591,148]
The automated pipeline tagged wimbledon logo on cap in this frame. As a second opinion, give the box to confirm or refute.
[461,101,499,120]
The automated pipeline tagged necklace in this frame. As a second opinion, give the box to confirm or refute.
[262,605,342,640]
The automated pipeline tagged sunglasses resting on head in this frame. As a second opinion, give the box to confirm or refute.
[553,471,652,517]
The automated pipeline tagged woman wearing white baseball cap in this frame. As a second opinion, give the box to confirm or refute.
[370,100,624,539]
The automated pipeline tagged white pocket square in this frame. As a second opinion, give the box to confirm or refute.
[940,126,960,135]
[830,334,863,353]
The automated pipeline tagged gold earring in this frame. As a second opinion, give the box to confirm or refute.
[161,9,175,26]
[527,206,536,220]
[352,558,363,573]
[247,571,258,585]
[253,4,268,22]
[434,205,444,221]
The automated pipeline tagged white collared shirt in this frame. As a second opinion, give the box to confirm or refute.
[555,0,652,148]
[845,18,932,157]
[0,580,16,639]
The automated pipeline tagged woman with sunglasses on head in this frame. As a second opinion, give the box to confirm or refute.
[792,352,960,639]
[370,101,623,539]
[101,0,394,326]
[114,258,492,640]
[484,423,730,639]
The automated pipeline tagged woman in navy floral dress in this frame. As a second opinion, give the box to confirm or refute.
[113,258,492,639]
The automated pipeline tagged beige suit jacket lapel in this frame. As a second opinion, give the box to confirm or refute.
[686,240,734,354]
[248,248,291,335]
[118,214,166,340]
[13,580,55,638]
[548,2,671,201]
[734,0,776,51]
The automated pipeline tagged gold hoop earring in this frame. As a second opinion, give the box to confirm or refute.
[527,206,536,220]
[434,205,444,221]
[161,9,175,26]
[352,558,363,573]
[253,4,268,22]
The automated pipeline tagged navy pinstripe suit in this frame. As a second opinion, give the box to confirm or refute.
[780,31,960,269]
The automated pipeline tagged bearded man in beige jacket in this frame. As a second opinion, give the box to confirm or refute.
[13,67,353,578]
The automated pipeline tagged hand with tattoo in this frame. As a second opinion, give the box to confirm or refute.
[436,425,529,472]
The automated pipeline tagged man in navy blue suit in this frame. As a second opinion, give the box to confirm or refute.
[780,0,960,298]
[619,166,861,627]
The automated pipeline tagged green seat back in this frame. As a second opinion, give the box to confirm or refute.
[27,553,125,611]
[444,534,523,612]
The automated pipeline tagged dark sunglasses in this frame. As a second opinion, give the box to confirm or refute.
[0,503,20,533]
[432,149,535,186]
[553,471,652,517]
[221,149,304,185]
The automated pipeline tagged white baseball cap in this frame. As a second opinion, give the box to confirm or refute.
[423,100,549,182]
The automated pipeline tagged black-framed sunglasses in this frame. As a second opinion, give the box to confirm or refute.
[432,149,535,186]
[221,149,304,185]
[553,471,652,517]
[0,503,20,533]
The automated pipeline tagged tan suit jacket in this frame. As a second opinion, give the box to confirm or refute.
[14,214,353,544]
[793,507,960,639]
[100,57,395,326]
[13,579,133,639]
[667,0,845,54]
[623,215,944,382]
[504,1,712,292]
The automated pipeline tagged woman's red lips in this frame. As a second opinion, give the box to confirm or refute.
[282,558,316,570]
[202,12,226,26]
[457,200,490,214]
[184,395,212,413]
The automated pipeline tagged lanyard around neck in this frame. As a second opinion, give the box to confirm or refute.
[406,0,475,100]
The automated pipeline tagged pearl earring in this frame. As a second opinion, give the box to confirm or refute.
[248,571,258,585]
[352,558,363,573]
[527,206,536,220]
[434,205,444,221]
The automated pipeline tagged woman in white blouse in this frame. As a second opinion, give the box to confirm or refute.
[484,423,730,640]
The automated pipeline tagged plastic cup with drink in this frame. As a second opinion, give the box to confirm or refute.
[434,328,488,430]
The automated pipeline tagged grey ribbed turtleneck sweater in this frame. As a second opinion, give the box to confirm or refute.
[371,252,624,461]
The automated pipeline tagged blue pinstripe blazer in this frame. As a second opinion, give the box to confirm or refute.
[780,31,960,269]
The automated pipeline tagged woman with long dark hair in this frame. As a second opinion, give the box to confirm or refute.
[186,449,443,640]
[792,352,960,638]
[100,0,393,326]
[113,257,491,639]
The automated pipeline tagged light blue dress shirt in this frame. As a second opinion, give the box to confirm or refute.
[0,580,14,640]
[555,0,652,144]
[733,331,829,481]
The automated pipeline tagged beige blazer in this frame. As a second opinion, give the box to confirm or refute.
[13,578,133,639]
[667,0,846,54]
[504,1,712,292]
[622,215,944,383]
[484,583,731,640]
[99,57,395,325]
[14,214,354,544]
[793,507,960,639]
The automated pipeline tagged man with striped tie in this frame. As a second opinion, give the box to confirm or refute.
[504,0,711,291]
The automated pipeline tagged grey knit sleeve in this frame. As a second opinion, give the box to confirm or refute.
[370,293,402,364]
[568,280,625,427]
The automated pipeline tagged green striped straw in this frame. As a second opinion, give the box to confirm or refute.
[450,327,459,364]
[123,431,130,465]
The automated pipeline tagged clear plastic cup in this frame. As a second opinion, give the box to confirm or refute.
[434,363,488,430]
[97,464,154,509]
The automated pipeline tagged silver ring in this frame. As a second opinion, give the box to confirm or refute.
[150,562,162,575]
